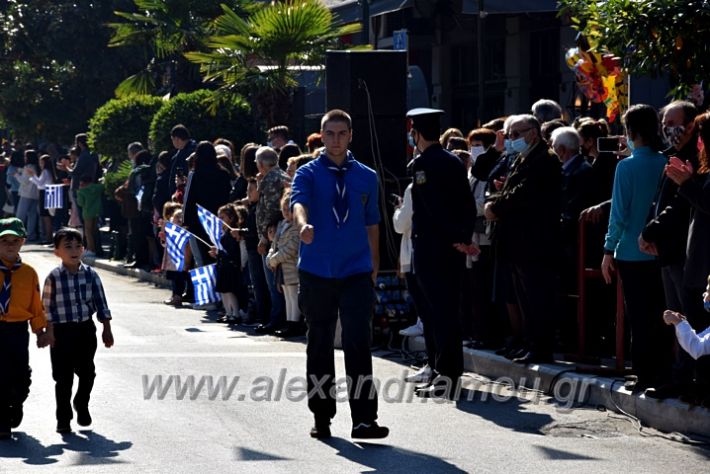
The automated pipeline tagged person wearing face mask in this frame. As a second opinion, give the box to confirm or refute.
[640,100,700,400]
[406,108,478,399]
[602,104,673,393]
[484,114,562,365]
[576,118,617,204]
[552,127,595,349]
[465,128,503,350]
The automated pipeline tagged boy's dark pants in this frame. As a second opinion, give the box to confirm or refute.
[0,322,31,429]
[50,320,97,423]
[300,270,378,426]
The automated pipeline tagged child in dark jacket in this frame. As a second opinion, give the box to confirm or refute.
[209,203,244,324]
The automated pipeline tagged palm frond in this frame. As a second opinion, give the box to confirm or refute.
[115,70,157,98]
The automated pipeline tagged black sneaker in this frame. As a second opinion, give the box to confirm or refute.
[56,420,72,434]
[310,421,331,439]
[73,402,92,427]
[9,405,23,429]
[351,421,389,439]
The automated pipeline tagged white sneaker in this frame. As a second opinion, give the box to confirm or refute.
[399,319,424,337]
[405,365,432,383]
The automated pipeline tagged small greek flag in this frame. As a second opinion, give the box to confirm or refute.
[197,204,224,251]
[190,264,221,306]
[164,222,191,271]
[44,184,64,209]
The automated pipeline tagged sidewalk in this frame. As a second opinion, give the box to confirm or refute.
[85,254,710,438]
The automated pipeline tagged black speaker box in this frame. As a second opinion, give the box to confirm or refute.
[326,50,408,121]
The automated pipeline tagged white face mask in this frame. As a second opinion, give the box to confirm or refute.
[470,146,486,163]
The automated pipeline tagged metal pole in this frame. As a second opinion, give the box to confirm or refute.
[476,0,485,126]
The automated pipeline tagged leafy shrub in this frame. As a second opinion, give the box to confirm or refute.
[88,95,164,163]
[149,89,254,153]
[103,160,133,200]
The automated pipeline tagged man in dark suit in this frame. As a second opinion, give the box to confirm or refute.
[484,115,562,364]
[642,100,702,400]
[552,126,595,283]
[168,124,197,197]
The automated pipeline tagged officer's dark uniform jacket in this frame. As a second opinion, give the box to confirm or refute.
[411,143,476,246]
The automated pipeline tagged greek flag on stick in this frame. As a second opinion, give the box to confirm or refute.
[44,184,64,209]
[164,222,191,271]
[190,264,221,305]
[197,204,224,251]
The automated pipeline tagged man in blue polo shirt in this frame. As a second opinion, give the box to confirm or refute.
[291,109,388,440]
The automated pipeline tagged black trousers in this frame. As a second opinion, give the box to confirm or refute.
[404,272,435,365]
[413,242,465,381]
[510,262,558,357]
[616,260,673,385]
[50,320,97,423]
[469,245,501,345]
[300,270,377,425]
[0,322,31,429]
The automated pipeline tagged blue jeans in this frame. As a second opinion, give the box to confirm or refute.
[262,255,285,326]
[16,197,39,240]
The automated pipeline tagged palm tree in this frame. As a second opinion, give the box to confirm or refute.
[108,0,250,97]
[185,0,362,127]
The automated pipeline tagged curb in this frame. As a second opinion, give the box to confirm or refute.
[407,335,709,436]
[77,257,710,437]
[83,257,170,288]
[461,346,710,437]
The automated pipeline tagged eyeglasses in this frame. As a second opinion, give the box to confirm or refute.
[509,127,533,139]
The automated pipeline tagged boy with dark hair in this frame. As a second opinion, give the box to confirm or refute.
[267,125,290,152]
[44,227,114,434]
[0,217,53,439]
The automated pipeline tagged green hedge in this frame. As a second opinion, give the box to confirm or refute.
[149,89,254,153]
[88,95,164,163]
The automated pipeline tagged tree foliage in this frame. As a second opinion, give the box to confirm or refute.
[558,0,710,97]
[88,95,164,163]
[108,0,251,98]
[0,0,143,142]
[148,89,254,153]
[185,0,361,126]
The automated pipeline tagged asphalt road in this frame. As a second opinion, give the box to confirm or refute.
[2,247,708,473]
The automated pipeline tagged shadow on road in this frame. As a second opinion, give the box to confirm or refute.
[50,430,133,465]
[455,388,554,435]
[322,437,467,473]
[0,432,62,465]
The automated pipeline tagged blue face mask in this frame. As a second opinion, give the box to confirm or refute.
[504,139,514,154]
[626,136,635,153]
[704,300,710,312]
[266,140,273,148]
[408,132,417,149]
[511,137,529,154]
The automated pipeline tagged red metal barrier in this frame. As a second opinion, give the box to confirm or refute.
[576,219,625,370]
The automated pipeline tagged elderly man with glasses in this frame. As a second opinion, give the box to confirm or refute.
[484,114,562,365]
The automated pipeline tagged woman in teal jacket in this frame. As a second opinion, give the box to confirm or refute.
[601,104,672,391]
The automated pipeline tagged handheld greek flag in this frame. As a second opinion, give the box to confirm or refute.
[190,264,221,305]
[164,222,191,271]
[197,204,224,251]
[44,184,64,209]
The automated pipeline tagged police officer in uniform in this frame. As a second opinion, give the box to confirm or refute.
[406,108,478,398]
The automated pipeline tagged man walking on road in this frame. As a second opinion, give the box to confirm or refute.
[291,109,389,440]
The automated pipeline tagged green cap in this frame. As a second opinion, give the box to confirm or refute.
[0,217,27,238]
